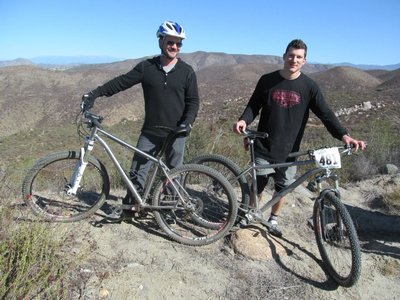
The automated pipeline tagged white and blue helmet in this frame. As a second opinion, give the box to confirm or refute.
[156,21,186,39]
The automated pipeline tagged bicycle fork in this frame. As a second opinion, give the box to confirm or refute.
[66,141,93,196]
[316,188,345,243]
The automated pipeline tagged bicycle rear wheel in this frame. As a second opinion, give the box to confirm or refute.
[189,154,250,221]
[152,164,238,246]
[22,151,110,222]
[313,190,361,287]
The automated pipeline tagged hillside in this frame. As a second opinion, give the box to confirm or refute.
[310,66,383,91]
[1,52,399,299]
[375,69,400,91]
[0,52,399,138]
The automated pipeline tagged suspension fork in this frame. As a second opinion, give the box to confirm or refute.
[66,133,95,196]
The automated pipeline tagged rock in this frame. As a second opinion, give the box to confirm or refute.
[379,164,398,175]
[99,288,110,299]
[362,101,372,110]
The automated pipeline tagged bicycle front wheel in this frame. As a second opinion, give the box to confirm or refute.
[313,190,361,287]
[152,164,238,246]
[22,151,110,222]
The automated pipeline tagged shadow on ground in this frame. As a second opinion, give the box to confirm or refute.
[347,204,400,259]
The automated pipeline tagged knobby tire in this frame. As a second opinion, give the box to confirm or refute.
[313,190,361,287]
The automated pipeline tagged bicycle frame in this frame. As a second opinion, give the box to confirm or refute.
[239,134,342,216]
[67,113,177,209]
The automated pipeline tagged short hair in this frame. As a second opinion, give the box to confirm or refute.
[285,39,307,58]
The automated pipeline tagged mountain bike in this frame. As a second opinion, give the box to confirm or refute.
[190,129,361,287]
[22,107,238,246]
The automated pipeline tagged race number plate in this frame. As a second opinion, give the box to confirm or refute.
[314,147,341,169]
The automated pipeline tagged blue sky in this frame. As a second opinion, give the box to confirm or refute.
[1,0,399,65]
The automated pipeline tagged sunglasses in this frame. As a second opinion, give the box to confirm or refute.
[166,40,183,48]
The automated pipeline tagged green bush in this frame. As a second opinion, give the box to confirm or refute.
[185,120,249,167]
[185,118,400,185]
[0,208,71,298]
[0,171,86,299]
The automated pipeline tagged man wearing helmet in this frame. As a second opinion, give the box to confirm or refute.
[81,21,199,221]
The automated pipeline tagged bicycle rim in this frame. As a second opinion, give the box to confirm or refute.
[22,151,109,222]
[152,164,237,246]
[313,191,361,287]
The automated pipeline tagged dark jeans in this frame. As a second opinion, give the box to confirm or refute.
[127,132,186,197]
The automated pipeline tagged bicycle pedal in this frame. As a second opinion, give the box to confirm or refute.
[238,218,250,228]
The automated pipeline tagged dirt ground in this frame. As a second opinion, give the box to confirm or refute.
[37,174,400,299]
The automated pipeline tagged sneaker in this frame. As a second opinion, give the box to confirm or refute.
[106,206,135,223]
[238,217,249,228]
[105,205,124,222]
[122,193,134,205]
[266,219,283,237]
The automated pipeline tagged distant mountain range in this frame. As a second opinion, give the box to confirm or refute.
[0,53,399,70]
[0,56,123,68]
[330,62,400,71]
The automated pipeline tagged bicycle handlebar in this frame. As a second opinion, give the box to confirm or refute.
[241,129,269,139]
[83,111,104,129]
[81,109,190,148]
[240,128,354,158]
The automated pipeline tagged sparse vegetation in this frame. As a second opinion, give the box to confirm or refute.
[0,209,70,298]
[385,185,400,214]
[0,54,399,298]
[0,168,91,299]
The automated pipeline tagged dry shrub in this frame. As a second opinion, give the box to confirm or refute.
[385,185,400,215]
[0,170,87,299]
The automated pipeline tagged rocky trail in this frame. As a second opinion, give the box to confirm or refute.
[38,174,399,300]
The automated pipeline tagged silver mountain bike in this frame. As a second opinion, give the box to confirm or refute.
[22,106,238,246]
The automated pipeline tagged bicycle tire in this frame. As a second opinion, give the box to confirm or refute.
[313,190,361,287]
[22,151,110,222]
[152,164,238,246]
[189,154,250,218]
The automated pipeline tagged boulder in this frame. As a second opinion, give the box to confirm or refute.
[379,164,399,175]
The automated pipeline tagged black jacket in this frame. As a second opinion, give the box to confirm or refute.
[240,71,348,162]
[93,56,199,137]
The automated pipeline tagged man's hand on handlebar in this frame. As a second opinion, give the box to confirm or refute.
[233,120,247,134]
[178,123,192,137]
[81,92,96,112]
[341,134,367,152]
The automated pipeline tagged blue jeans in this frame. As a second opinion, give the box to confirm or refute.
[128,133,186,195]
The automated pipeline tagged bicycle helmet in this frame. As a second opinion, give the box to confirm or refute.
[156,21,186,39]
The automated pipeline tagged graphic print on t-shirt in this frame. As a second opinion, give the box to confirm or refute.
[272,90,301,108]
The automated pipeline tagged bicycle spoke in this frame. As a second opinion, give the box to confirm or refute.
[23,152,109,222]
[313,191,361,287]
[152,164,237,246]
